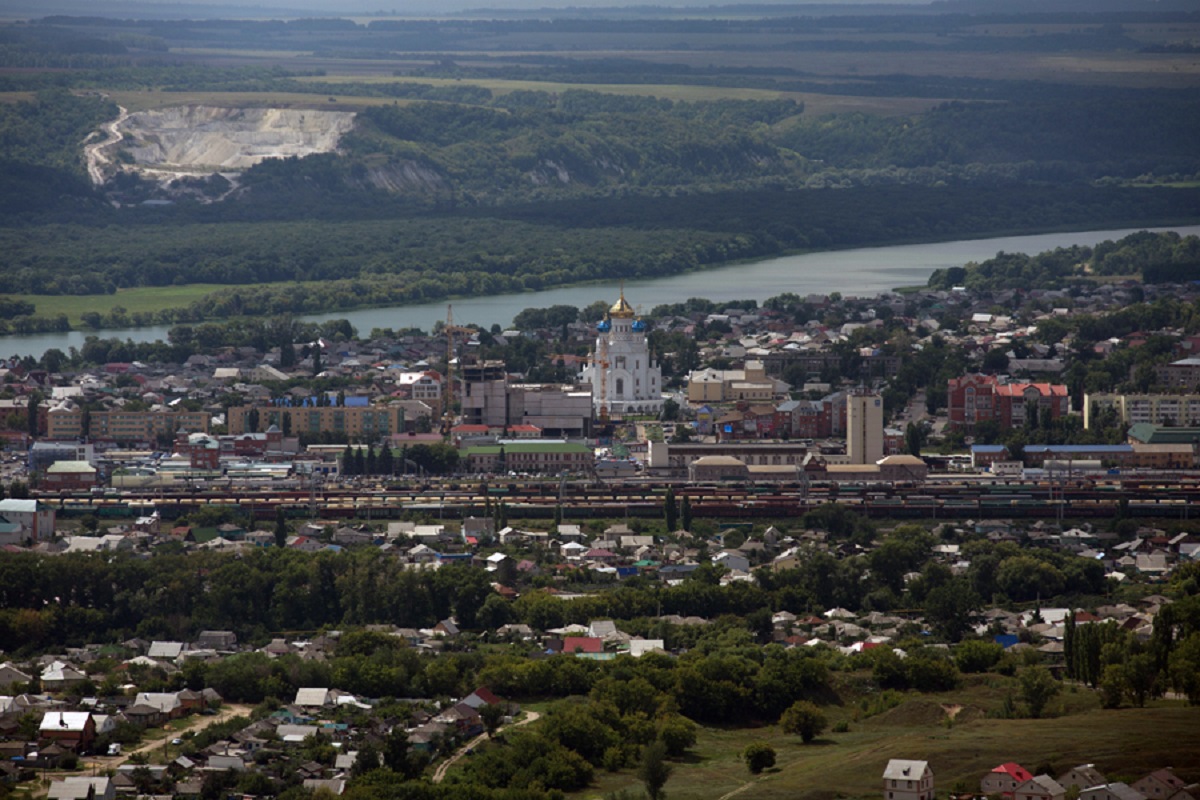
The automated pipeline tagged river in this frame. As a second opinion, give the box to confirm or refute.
[5,224,1198,360]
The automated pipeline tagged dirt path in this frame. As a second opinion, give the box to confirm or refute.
[432,710,541,784]
[32,703,255,799]
[84,703,253,772]
[84,103,128,187]
[717,781,758,800]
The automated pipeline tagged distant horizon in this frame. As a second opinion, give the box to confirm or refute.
[3,0,939,23]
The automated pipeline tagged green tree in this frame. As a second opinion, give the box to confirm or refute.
[477,593,514,630]
[1099,663,1127,708]
[274,507,288,548]
[680,496,692,532]
[657,716,696,758]
[905,422,925,456]
[743,742,776,774]
[954,640,1004,673]
[924,579,981,642]
[351,743,380,777]
[639,740,672,800]
[664,487,678,532]
[1019,665,1060,719]
[1167,632,1200,705]
[480,702,507,738]
[27,394,39,438]
[383,726,410,774]
[779,700,826,743]
[1124,652,1158,708]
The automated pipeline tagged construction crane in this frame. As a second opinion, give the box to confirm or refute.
[441,304,474,435]
[595,333,610,426]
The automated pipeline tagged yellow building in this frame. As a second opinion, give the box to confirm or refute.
[227,403,412,438]
[686,360,779,404]
[47,408,209,443]
[1085,392,1200,428]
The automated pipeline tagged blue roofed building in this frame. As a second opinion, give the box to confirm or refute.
[970,444,1009,470]
[1023,444,1133,467]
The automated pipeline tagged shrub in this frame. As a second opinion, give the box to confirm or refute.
[743,742,776,774]
[780,700,827,744]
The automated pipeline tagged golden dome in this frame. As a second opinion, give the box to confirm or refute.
[609,286,635,319]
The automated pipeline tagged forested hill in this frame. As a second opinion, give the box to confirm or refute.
[3,79,1200,215]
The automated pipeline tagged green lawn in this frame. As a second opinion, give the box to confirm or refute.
[572,692,1200,800]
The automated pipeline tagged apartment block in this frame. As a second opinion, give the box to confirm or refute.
[46,408,209,443]
[1085,392,1200,429]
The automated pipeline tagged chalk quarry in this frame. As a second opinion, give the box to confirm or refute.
[89,105,357,198]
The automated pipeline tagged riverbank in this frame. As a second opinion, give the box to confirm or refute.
[3,223,1199,361]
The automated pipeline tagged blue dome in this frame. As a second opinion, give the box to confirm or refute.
[597,320,611,332]
[632,320,646,332]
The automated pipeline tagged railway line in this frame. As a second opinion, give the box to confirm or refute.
[36,475,1200,522]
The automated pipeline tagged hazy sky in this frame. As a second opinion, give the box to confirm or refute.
[31,0,930,15]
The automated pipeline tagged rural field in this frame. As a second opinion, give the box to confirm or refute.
[291,74,943,116]
[13,285,227,324]
[565,695,1200,800]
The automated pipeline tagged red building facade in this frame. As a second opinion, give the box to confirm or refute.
[948,374,1070,432]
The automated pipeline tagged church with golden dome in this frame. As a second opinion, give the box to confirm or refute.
[580,287,664,418]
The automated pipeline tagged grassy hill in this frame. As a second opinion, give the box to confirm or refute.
[570,692,1199,800]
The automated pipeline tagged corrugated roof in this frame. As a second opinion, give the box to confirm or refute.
[466,443,590,455]
[1025,445,1133,453]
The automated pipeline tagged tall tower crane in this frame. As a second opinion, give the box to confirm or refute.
[441,304,474,435]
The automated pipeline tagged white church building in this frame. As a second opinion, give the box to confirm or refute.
[580,288,664,418]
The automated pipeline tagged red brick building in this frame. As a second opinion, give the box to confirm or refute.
[38,712,95,752]
[948,374,1070,432]
[42,461,98,491]
[776,393,846,439]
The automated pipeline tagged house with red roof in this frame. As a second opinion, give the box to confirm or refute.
[585,548,618,563]
[562,637,603,655]
[982,763,1035,798]
[462,687,504,709]
[506,424,543,438]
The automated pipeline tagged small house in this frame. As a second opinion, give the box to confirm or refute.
[884,759,934,800]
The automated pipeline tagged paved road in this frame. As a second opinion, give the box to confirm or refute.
[432,710,541,784]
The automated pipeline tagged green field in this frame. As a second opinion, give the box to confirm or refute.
[562,694,1199,800]
[15,285,227,324]
[107,91,416,113]
[293,74,940,117]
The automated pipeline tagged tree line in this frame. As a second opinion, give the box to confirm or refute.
[0,517,1113,654]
